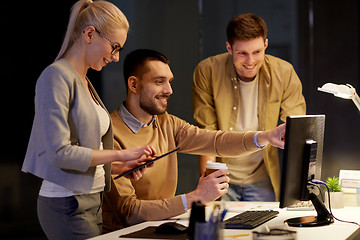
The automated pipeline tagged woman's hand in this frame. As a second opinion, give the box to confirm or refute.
[90,145,156,168]
[111,156,155,177]
[118,145,156,161]
[111,145,156,180]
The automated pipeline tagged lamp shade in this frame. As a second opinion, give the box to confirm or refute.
[318,83,360,111]
[318,83,354,99]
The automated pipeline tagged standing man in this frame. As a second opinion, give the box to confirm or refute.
[102,49,286,232]
[192,13,306,201]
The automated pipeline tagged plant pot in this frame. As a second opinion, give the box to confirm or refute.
[324,192,344,209]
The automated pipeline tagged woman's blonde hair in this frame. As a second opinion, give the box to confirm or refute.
[55,0,129,60]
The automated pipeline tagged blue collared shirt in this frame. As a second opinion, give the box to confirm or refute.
[118,103,158,133]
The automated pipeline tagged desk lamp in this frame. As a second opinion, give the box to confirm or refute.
[318,83,360,111]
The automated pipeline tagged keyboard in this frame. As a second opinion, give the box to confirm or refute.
[224,210,279,229]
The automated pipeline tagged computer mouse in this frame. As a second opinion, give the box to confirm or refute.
[155,222,188,234]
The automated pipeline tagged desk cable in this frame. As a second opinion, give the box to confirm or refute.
[310,179,360,227]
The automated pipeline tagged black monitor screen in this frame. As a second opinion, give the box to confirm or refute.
[279,115,325,208]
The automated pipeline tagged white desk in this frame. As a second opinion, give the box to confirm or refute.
[91,201,360,240]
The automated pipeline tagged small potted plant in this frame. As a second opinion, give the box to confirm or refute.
[324,176,344,209]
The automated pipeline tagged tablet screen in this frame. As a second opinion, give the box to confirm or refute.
[113,147,181,179]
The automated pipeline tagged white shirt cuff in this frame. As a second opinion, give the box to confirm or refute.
[181,194,188,211]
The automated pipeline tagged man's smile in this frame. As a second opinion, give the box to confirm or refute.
[243,64,256,70]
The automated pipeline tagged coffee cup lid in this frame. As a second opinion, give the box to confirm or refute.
[205,161,228,169]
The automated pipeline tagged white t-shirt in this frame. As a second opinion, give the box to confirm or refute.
[227,74,268,185]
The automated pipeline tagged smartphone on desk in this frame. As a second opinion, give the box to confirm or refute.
[114,147,181,179]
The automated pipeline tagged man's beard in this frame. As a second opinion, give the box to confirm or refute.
[139,95,168,116]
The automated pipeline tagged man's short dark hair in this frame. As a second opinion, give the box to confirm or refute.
[123,49,169,90]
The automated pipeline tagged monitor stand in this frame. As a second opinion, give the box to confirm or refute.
[285,192,334,227]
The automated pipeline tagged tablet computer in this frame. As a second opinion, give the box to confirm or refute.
[114,147,181,179]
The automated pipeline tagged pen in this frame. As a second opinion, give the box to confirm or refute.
[220,209,228,221]
[209,205,219,223]
[224,233,250,238]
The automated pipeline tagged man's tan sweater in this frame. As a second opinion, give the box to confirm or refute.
[102,109,259,232]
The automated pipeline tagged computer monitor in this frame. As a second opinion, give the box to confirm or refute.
[279,115,334,227]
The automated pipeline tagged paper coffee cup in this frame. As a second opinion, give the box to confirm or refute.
[204,161,228,176]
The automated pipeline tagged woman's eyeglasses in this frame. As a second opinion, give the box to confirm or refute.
[95,28,123,55]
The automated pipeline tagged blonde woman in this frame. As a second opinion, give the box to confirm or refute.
[22,0,155,239]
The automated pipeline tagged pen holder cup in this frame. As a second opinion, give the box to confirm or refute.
[188,201,206,240]
[194,221,224,240]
